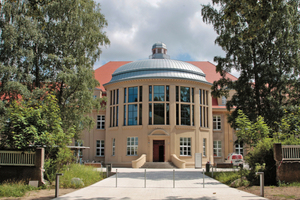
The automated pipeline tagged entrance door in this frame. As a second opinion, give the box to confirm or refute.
[153,140,165,162]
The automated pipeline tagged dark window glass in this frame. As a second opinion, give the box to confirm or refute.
[176,104,179,125]
[203,90,205,105]
[200,106,202,127]
[149,104,152,125]
[116,106,119,126]
[199,89,202,104]
[113,90,115,105]
[166,86,169,101]
[117,89,119,104]
[124,88,127,103]
[206,107,209,127]
[110,91,112,105]
[181,104,190,125]
[149,86,152,101]
[166,103,169,125]
[154,85,164,101]
[206,91,208,105]
[203,106,206,127]
[192,105,194,126]
[180,87,190,102]
[139,86,142,102]
[176,86,179,102]
[128,104,138,125]
[139,104,142,125]
[128,87,138,102]
[192,88,194,103]
[124,105,126,125]
[110,107,112,127]
[113,107,115,127]
[154,103,164,125]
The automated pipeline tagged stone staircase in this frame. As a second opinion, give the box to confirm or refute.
[141,162,177,169]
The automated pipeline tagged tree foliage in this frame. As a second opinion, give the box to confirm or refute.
[202,0,300,130]
[235,109,269,147]
[0,94,74,153]
[0,0,109,138]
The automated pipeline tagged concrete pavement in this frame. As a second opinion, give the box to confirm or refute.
[54,168,268,200]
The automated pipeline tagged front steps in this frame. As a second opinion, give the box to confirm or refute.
[141,162,177,169]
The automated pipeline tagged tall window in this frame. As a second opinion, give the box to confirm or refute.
[124,86,142,126]
[110,89,119,127]
[97,115,105,129]
[96,140,105,156]
[200,89,209,128]
[203,138,206,157]
[235,141,243,155]
[213,115,221,130]
[127,137,138,156]
[149,85,169,125]
[180,137,191,156]
[112,138,115,156]
[176,86,194,126]
[213,141,222,157]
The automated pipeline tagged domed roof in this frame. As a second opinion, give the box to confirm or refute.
[105,59,209,85]
[152,42,167,50]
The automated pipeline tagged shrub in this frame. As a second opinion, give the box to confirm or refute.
[245,137,276,185]
[0,181,36,197]
[59,164,104,189]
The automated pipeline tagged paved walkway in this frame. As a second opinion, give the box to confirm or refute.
[54,168,267,200]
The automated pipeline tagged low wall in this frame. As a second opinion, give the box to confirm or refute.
[274,143,300,183]
[0,148,45,186]
[132,154,146,168]
[84,163,102,168]
[171,154,185,169]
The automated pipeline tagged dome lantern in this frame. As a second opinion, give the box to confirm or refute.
[150,42,170,59]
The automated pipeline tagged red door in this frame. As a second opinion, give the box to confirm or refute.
[153,140,165,162]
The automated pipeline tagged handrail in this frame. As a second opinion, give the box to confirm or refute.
[0,150,36,166]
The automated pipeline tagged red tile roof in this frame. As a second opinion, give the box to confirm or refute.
[94,61,237,91]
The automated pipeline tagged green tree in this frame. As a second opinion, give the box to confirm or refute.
[0,94,74,154]
[235,109,269,147]
[202,0,300,131]
[0,0,109,138]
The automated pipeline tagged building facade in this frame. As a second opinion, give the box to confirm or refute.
[78,43,242,168]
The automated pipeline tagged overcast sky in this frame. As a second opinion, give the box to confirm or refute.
[93,0,238,77]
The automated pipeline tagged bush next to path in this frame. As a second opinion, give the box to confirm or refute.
[0,181,36,197]
[59,164,104,189]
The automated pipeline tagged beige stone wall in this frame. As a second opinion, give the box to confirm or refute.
[78,79,240,168]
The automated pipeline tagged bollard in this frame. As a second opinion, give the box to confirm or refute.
[256,172,264,197]
[173,169,175,188]
[203,169,205,188]
[55,173,63,198]
[144,169,146,188]
[116,169,118,188]
[212,165,214,178]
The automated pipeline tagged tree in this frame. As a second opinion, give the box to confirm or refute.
[0,0,109,138]
[202,0,300,131]
[0,94,74,154]
[235,109,269,147]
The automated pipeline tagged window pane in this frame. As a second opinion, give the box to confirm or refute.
[166,103,169,125]
[181,104,190,125]
[166,86,169,101]
[154,103,164,125]
[149,104,152,125]
[124,88,127,103]
[128,87,138,102]
[154,85,164,101]
[149,86,152,101]
[139,86,142,102]
[128,104,138,125]
[180,87,190,102]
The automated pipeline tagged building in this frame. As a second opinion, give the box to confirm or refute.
[78,42,241,168]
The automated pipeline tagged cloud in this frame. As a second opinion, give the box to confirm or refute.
[94,0,230,75]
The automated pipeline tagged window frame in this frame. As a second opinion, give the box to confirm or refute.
[180,137,191,156]
[213,115,221,130]
[97,115,105,129]
[96,140,105,157]
[213,140,222,157]
[127,137,138,156]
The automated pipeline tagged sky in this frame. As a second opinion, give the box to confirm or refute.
[93,0,239,77]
